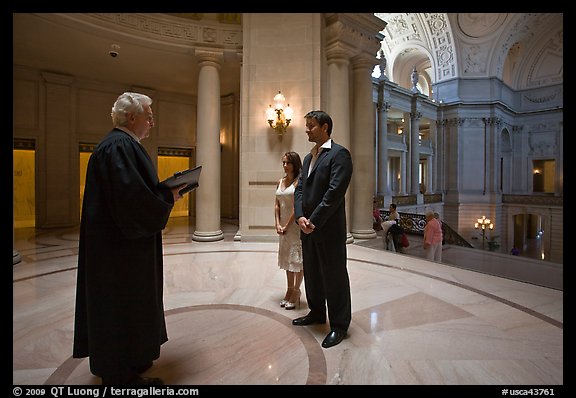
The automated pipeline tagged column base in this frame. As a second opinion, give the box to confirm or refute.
[192,230,224,242]
[346,232,354,244]
[351,229,377,240]
[13,250,22,265]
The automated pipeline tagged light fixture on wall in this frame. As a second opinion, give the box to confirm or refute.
[266,91,293,137]
[474,215,493,249]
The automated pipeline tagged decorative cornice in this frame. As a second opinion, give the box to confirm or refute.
[67,13,243,49]
[502,194,562,206]
[325,13,385,57]
[523,89,561,104]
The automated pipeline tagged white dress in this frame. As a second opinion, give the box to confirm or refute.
[275,181,303,272]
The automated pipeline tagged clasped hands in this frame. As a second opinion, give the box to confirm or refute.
[297,217,315,234]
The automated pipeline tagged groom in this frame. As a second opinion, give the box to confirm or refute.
[293,110,353,349]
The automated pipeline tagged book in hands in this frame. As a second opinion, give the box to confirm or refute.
[160,165,202,195]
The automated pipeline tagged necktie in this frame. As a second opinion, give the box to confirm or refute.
[308,148,320,177]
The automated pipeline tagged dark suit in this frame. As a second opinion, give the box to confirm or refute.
[294,140,353,332]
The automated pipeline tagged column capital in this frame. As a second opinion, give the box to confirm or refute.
[377,101,391,113]
[483,116,502,126]
[325,13,385,56]
[351,52,379,71]
[410,111,422,120]
[195,49,224,68]
[325,42,356,63]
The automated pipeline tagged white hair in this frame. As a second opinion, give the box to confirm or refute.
[111,92,152,127]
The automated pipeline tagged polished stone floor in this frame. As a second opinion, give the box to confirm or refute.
[13,217,563,386]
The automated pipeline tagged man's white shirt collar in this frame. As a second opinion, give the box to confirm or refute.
[311,138,332,156]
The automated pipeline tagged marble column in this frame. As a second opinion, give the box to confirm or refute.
[192,50,224,242]
[377,97,390,197]
[350,54,377,239]
[430,120,438,193]
[400,150,407,195]
[403,111,412,194]
[410,109,421,195]
[426,155,433,193]
[326,43,354,243]
[38,72,77,228]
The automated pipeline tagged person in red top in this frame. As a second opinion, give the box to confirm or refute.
[423,210,443,262]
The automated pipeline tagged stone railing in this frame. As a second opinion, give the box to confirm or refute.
[379,210,473,248]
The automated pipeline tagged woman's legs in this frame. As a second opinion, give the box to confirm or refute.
[285,270,304,310]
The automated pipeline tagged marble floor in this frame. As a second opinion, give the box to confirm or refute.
[13,217,563,386]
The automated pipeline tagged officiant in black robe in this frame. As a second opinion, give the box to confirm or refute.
[73,92,185,385]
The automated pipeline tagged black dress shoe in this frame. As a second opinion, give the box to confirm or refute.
[292,314,326,326]
[321,329,347,348]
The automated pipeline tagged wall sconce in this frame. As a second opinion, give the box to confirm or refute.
[474,215,493,249]
[266,91,293,137]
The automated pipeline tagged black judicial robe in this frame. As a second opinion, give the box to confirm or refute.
[73,128,174,376]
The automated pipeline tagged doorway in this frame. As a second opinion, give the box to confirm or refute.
[13,139,36,228]
[513,213,545,260]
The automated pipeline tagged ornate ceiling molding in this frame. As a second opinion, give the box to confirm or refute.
[377,13,457,83]
[39,13,243,50]
[493,13,558,78]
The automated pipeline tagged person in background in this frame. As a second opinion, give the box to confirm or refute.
[386,203,400,224]
[423,210,443,262]
[293,110,353,349]
[73,92,186,385]
[275,151,304,310]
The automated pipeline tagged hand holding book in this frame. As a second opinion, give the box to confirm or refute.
[160,166,202,196]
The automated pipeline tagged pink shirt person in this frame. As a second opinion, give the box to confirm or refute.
[423,211,443,262]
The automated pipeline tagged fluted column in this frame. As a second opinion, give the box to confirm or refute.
[326,43,355,243]
[410,109,421,195]
[192,50,224,242]
[350,54,377,239]
[324,13,384,240]
[377,97,390,196]
[426,155,433,193]
[400,151,407,195]
[430,120,438,193]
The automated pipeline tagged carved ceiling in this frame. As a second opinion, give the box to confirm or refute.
[375,13,563,91]
[12,13,562,97]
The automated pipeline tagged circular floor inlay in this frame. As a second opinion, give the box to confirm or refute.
[48,304,327,385]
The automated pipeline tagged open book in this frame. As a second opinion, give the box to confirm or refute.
[160,165,202,195]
